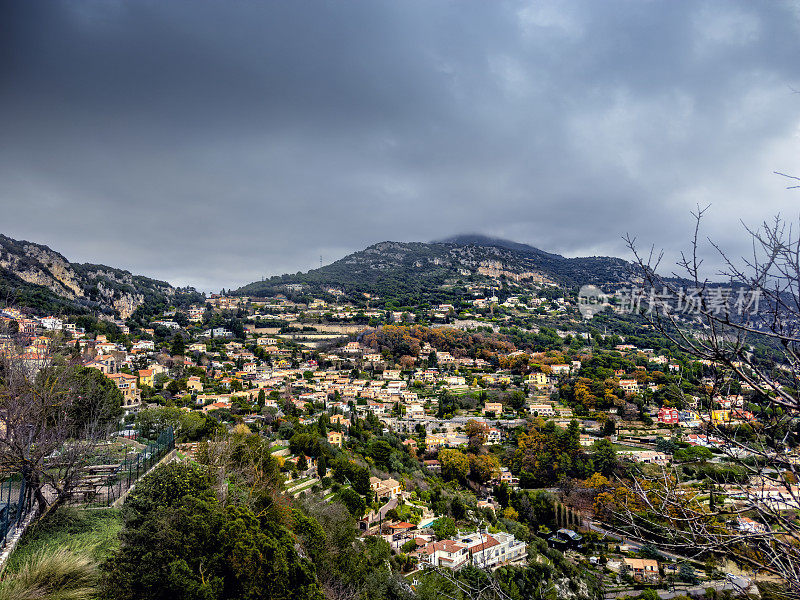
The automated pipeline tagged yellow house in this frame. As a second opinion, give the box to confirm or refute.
[187,376,204,393]
[330,414,349,426]
[528,372,548,387]
[327,431,343,448]
[138,369,154,388]
[425,434,448,451]
[712,410,730,425]
[483,402,503,415]
[107,373,141,408]
[370,477,401,498]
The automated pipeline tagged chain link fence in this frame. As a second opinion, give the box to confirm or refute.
[0,474,31,550]
[73,426,175,508]
[0,427,174,552]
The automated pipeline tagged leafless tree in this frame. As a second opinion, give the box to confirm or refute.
[0,324,112,514]
[319,578,362,600]
[606,210,800,598]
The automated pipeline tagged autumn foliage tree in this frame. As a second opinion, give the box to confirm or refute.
[469,454,501,484]
[439,449,470,483]
[465,419,488,449]
[514,419,593,487]
[362,325,514,362]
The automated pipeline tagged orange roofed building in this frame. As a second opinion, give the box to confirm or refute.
[106,372,141,409]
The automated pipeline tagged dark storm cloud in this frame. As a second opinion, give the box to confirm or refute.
[1,0,799,290]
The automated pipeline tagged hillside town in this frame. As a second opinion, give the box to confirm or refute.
[6,0,800,597]
[0,281,782,599]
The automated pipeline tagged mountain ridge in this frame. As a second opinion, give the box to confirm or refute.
[235,236,633,303]
[1,231,636,314]
[0,233,190,318]
[434,233,566,260]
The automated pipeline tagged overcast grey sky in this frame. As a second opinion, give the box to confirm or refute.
[1,1,799,292]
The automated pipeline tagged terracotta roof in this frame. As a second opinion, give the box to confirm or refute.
[107,372,136,380]
[467,535,499,554]
[425,540,466,555]
[624,558,659,570]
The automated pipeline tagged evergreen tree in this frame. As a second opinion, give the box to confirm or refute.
[316,455,327,478]
[103,462,324,600]
[170,333,185,356]
[566,420,581,455]
[592,438,618,476]
[708,478,716,511]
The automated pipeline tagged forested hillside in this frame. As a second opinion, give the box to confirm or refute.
[235,237,633,304]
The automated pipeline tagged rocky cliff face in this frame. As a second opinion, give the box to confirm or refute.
[0,234,176,318]
[0,241,82,299]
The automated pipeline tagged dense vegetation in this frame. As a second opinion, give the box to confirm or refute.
[362,325,515,361]
[234,239,631,305]
[104,459,323,600]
